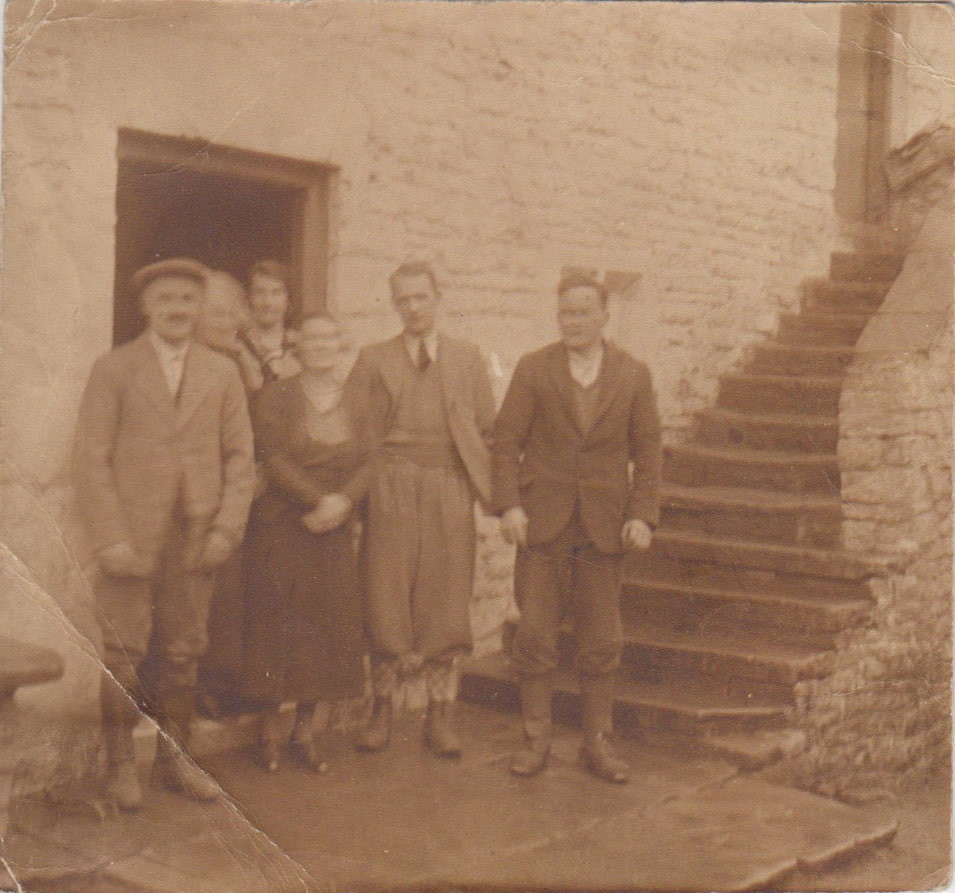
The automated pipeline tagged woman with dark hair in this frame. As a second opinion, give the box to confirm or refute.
[241,314,368,773]
[238,259,302,390]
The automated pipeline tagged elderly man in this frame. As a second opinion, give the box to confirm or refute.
[347,261,494,757]
[75,258,255,811]
[492,271,661,783]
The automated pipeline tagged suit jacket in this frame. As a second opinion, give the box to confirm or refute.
[74,332,256,571]
[492,340,661,554]
[346,332,494,507]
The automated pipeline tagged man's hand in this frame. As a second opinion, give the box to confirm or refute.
[302,493,352,535]
[622,519,653,551]
[97,541,145,577]
[500,506,529,548]
[200,530,234,571]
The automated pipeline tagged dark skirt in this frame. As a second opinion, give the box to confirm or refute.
[241,503,366,704]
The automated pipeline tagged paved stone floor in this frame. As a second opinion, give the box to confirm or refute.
[1,703,942,893]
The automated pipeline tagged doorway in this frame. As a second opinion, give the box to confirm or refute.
[114,129,334,345]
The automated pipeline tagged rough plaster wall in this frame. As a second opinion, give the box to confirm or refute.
[2,0,842,782]
[893,4,955,144]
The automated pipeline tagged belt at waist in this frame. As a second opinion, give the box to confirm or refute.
[381,440,462,468]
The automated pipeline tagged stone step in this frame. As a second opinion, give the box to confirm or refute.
[829,251,904,282]
[717,373,843,416]
[459,652,790,743]
[701,727,808,771]
[664,443,840,495]
[626,529,881,601]
[693,407,839,454]
[777,311,870,347]
[801,277,891,314]
[660,485,842,548]
[586,621,833,699]
[620,576,871,648]
[747,343,855,378]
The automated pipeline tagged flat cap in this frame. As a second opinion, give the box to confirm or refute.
[557,270,608,303]
[130,257,208,297]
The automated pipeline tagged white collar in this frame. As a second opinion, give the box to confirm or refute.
[567,342,604,388]
[148,329,191,360]
[403,330,438,364]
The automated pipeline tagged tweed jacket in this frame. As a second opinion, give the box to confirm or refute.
[492,340,661,554]
[74,332,256,570]
[345,332,494,507]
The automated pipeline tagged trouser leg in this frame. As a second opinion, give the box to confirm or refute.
[150,517,220,800]
[95,573,153,811]
[356,657,395,752]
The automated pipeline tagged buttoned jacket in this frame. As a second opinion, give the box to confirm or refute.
[492,340,661,554]
[346,333,494,507]
[74,332,256,571]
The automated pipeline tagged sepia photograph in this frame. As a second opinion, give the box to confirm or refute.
[0,1,952,890]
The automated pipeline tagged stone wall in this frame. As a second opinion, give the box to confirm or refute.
[777,160,954,798]
[3,0,845,787]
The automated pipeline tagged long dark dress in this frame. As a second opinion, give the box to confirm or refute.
[241,375,368,704]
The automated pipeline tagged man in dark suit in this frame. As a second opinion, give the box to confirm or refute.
[347,261,494,758]
[75,258,255,811]
[492,271,661,783]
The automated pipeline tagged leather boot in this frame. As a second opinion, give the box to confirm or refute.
[290,703,328,773]
[355,697,392,752]
[101,680,143,812]
[579,674,629,784]
[424,700,462,758]
[510,674,553,777]
[153,686,220,802]
[257,706,285,772]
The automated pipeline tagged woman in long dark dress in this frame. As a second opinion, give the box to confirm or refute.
[242,314,368,773]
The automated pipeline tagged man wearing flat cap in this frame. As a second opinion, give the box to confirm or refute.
[74,258,255,811]
[492,271,661,783]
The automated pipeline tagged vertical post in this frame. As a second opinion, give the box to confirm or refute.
[834,4,896,249]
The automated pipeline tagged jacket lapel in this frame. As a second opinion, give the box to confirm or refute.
[131,334,176,423]
[586,343,625,437]
[546,343,584,436]
[175,344,214,429]
[437,332,457,412]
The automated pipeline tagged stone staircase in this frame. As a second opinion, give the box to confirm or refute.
[461,250,905,769]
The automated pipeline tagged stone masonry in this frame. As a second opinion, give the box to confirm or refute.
[770,132,954,797]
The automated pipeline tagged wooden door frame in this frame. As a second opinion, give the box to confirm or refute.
[116,128,336,317]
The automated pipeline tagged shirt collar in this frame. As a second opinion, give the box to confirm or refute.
[148,329,191,361]
[403,330,438,364]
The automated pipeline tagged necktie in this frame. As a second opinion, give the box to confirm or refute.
[417,340,431,372]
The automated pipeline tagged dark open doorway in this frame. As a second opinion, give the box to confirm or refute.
[114,129,334,345]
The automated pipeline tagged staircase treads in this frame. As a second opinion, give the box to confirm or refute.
[829,251,904,282]
[802,278,892,314]
[778,312,870,347]
[701,727,808,771]
[631,528,890,581]
[717,373,844,416]
[621,576,872,632]
[460,652,788,735]
[612,620,832,684]
[694,407,839,454]
[746,344,856,377]
[661,484,841,548]
[662,483,840,512]
[664,443,840,494]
